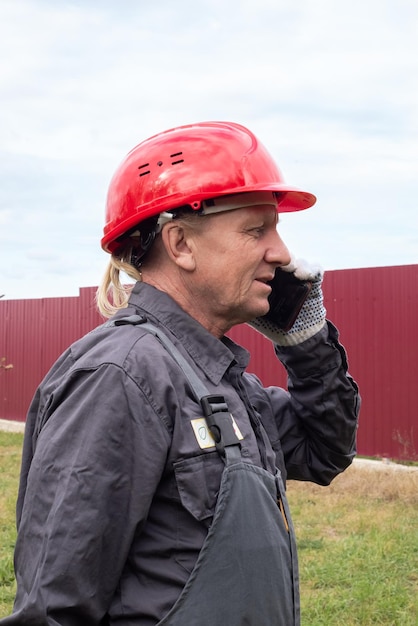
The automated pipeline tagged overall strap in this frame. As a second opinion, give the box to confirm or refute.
[112,315,241,462]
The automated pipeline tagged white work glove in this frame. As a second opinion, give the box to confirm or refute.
[249,256,326,346]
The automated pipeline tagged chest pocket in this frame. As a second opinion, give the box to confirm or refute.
[173,451,223,521]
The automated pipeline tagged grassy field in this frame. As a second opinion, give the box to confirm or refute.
[288,463,418,625]
[0,432,21,617]
[1,432,417,624]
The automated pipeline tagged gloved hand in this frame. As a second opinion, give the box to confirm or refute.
[249,256,326,346]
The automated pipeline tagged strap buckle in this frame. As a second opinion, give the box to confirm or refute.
[201,395,241,458]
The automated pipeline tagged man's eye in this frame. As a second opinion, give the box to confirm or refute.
[243,225,266,238]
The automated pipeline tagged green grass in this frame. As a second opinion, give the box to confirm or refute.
[288,465,418,625]
[0,432,21,616]
[0,432,417,624]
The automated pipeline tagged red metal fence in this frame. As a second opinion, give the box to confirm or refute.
[1,265,417,461]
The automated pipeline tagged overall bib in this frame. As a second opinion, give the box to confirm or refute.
[117,319,301,626]
[157,446,300,626]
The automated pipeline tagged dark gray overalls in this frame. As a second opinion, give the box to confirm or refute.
[122,319,301,626]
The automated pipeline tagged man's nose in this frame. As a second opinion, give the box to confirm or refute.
[265,230,291,267]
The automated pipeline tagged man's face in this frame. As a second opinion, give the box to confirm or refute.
[186,205,291,335]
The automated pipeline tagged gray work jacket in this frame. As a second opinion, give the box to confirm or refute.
[5,282,360,625]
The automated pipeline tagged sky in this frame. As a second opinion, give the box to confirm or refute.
[0,0,417,300]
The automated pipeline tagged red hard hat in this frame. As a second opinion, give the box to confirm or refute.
[102,121,316,253]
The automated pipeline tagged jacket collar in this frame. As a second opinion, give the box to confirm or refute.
[126,281,250,385]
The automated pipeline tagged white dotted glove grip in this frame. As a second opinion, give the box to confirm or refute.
[249,256,326,346]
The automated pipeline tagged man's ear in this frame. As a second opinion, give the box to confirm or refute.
[161,223,196,271]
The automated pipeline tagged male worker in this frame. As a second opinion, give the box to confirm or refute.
[2,121,359,625]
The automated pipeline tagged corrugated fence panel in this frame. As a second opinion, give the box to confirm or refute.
[0,292,102,422]
[1,299,26,422]
[1,266,417,460]
[322,265,418,460]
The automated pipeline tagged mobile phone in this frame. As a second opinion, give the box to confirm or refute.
[264,269,312,331]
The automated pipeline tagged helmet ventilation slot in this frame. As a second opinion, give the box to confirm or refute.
[170,151,184,165]
[138,163,150,177]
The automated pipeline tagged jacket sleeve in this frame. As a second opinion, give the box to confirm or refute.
[268,321,360,485]
[7,362,171,626]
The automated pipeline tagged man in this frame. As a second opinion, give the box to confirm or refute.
[2,121,360,625]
